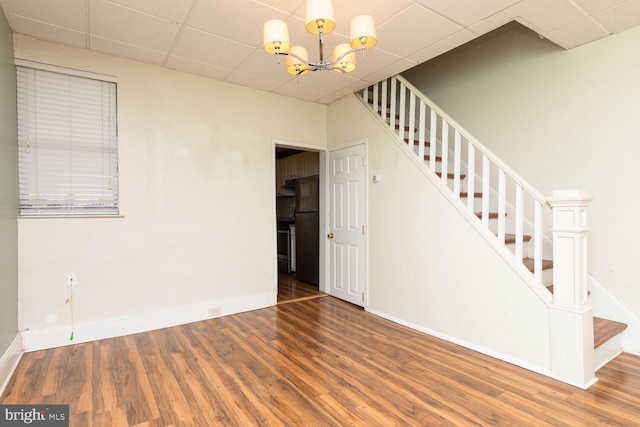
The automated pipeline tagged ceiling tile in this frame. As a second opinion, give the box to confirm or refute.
[409,29,477,63]
[375,4,463,58]
[291,0,413,28]
[345,48,405,79]
[104,0,196,22]
[468,2,523,35]
[252,0,305,15]
[187,0,288,47]
[547,18,609,48]
[90,0,181,52]
[224,70,285,92]
[165,56,232,80]
[5,14,86,48]
[363,57,418,84]
[235,50,296,84]
[171,27,255,70]
[91,36,167,65]
[273,82,325,102]
[0,0,86,31]
[281,68,360,94]
[316,88,365,104]
[594,0,640,34]
[3,0,640,104]
[417,0,521,27]
[519,0,587,32]
[330,0,412,32]
[573,0,629,15]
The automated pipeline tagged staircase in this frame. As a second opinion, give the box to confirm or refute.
[359,75,627,379]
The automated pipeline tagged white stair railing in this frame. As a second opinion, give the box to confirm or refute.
[361,75,551,290]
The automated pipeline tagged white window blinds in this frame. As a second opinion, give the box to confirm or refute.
[17,65,119,216]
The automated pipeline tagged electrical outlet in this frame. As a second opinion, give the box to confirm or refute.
[66,273,77,287]
[208,306,221,317]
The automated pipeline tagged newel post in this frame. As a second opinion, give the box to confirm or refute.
[547,189,596,388]
[548,189,592,309]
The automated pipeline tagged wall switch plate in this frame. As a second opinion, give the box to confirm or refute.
[66,273,77,287]
[208,307,221,317]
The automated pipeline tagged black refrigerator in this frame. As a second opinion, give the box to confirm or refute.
[295,175,319,286]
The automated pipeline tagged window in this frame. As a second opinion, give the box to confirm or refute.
[16,64,118,216]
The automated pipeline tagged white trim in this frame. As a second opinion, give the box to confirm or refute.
[0,334,24,397]
[589,274,640,355]
[21,292,275,352]
[272,139,329,295]
[366,307,599,390]
[15,59,117,82]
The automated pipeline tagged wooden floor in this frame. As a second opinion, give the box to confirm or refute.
[277,272,326,303]
[2,297,640,426]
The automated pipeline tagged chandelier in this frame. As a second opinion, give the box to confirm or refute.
[263,0,377,75]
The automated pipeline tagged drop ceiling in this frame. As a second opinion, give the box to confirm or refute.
[1,0,639,104]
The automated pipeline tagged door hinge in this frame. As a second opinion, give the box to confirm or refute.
[362,293,365,303]
[362,157,366,167]
[362,225,366,235]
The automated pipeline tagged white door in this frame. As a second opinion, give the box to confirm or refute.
[328,143,367,307]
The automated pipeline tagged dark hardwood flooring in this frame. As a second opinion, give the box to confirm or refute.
[2,296,640,426]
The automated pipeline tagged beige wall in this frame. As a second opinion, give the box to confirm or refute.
[14,35,326,333]
[328,95,551,371]
[403,23,640,320]
[0,12,18,354]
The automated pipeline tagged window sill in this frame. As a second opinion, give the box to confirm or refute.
[18,215,125,219]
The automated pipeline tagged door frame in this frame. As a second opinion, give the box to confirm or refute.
[272,140,329,297]
[326,138,369,306]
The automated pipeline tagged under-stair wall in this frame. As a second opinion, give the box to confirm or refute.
[327,94,596,387]
[401,22,640,355]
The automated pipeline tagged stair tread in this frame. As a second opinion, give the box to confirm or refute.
[475,212,503,219]
[503,233,532,243]
[594,317,628,349]
[460,192,483,198]
[436,172,466,180]
[406,138,431,147]
[523,258,553,272]
[395,124,416,132]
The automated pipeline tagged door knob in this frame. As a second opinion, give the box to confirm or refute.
[327,233,334,239]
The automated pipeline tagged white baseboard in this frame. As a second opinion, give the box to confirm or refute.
[21,292,276,352]
[0,334,24,397]
[365,307,598,390]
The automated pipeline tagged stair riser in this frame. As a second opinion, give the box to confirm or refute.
[595,334,623,371]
